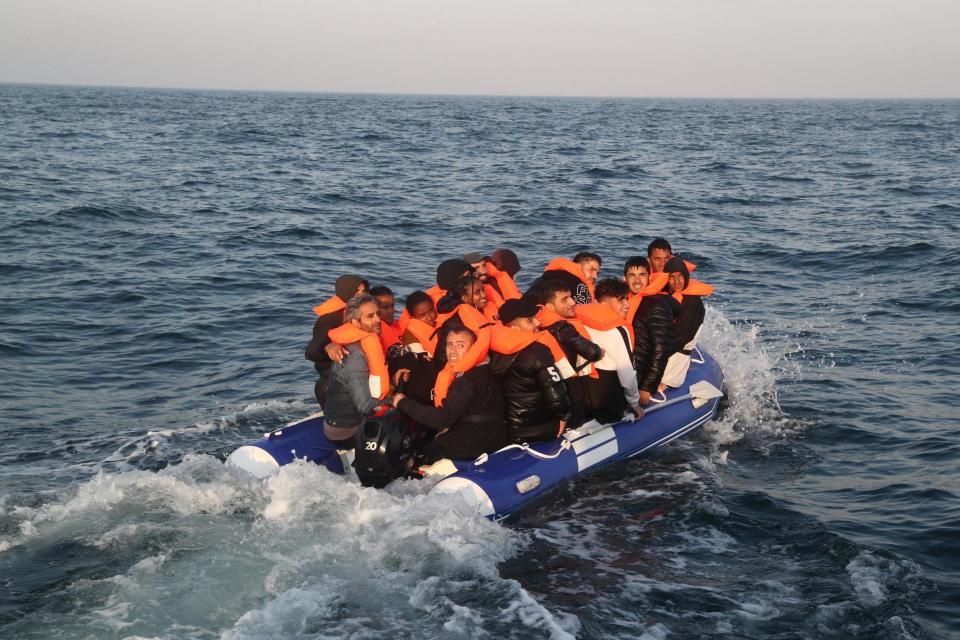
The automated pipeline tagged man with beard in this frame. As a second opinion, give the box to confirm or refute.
[323,295,389,448]
[305,273,368,407]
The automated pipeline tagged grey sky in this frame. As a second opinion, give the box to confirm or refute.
[1,0,957,98]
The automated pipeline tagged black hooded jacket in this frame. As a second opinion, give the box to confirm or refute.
[667,295,706,354]
[631,295,675,394]
[489,342,571,443]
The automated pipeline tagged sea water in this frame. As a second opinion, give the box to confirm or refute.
[0,85,958,639]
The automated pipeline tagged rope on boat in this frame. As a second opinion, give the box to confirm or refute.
[474,439,571,465]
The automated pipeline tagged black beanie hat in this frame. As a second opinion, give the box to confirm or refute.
[499,296,541,325]
[436,259,472,292]
[334,274,368,301]
[663,257,690,289]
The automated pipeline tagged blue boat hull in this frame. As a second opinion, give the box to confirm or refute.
[429,351,723,519]
[227,352,724,519]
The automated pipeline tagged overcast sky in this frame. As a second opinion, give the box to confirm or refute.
[1,0,957,98]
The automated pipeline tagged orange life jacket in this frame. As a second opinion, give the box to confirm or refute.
[536,306,599,378]
[436,303,489,334]
[482,296,500,323]
[626,272,669,329]
[326,323,390,400]
[432,326,491,407]
[425,285,445,305]
[396,284,445,328]
[312,296,345,318]
[484,261,522,301]
[629,272,669,297]
[379,320,402,350]
[403,318,438,354]
[576,302,634,348]
[672,278,714,304]
[544,257,595,301]
[652,257,697,274]
[490,324,574,379]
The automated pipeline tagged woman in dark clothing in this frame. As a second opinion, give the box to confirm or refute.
[389,327,508,462]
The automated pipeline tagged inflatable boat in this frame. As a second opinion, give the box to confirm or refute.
[227,349,724,520]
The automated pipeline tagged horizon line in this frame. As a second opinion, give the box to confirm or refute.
[2,80,958,102]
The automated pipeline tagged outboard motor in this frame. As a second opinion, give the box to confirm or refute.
[353,411,427,488]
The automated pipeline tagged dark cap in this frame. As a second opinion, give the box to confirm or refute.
[462,252,485,265]
[499,296,541,324]
[436,259,472,292]
[489,248,521,277]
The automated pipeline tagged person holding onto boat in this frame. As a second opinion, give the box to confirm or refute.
[490,297,572,442]
[660,257,713,390]
[536,279,603,429]
[305,274,368,407]
[576,278,643,423]
[322,295,390,448]
[389,325,509,462]
[623,257,674,406]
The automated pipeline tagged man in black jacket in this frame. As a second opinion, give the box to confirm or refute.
[490,298,572,443]
[305,274,368,407]
[624,257,674,405]
[536,279,603,429]
[390,327,508,461]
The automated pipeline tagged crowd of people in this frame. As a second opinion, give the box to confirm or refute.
[305,239,713,464]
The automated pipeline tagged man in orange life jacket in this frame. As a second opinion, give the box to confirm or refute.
[661,256,711,389]
[323,295,388,448]
[489,297,572,443]
[305,274,368,407]
[389,325,509,462]
[648,237,673,274]
[370,285,402,351]
[400,290,438,351]
[433,275,490,367]
[577,278,643,423]
[528,256,594,305]
[536,279,603,429]
[388,290,441,406]
[623,256,674,406]
[573,251,602,288]
[463,252,487,277]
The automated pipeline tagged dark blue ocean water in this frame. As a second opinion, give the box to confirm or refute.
[1,84,958,639]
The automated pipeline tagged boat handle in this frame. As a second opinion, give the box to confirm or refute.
[474,439,571,465]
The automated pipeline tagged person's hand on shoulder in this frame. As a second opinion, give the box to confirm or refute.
[325,342,348,364]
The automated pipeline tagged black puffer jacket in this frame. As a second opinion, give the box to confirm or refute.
[632,295,675,394]
[668,295,706,354]
[489,342,571,442]
[541,319,603,371]
[396,364,509,460]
